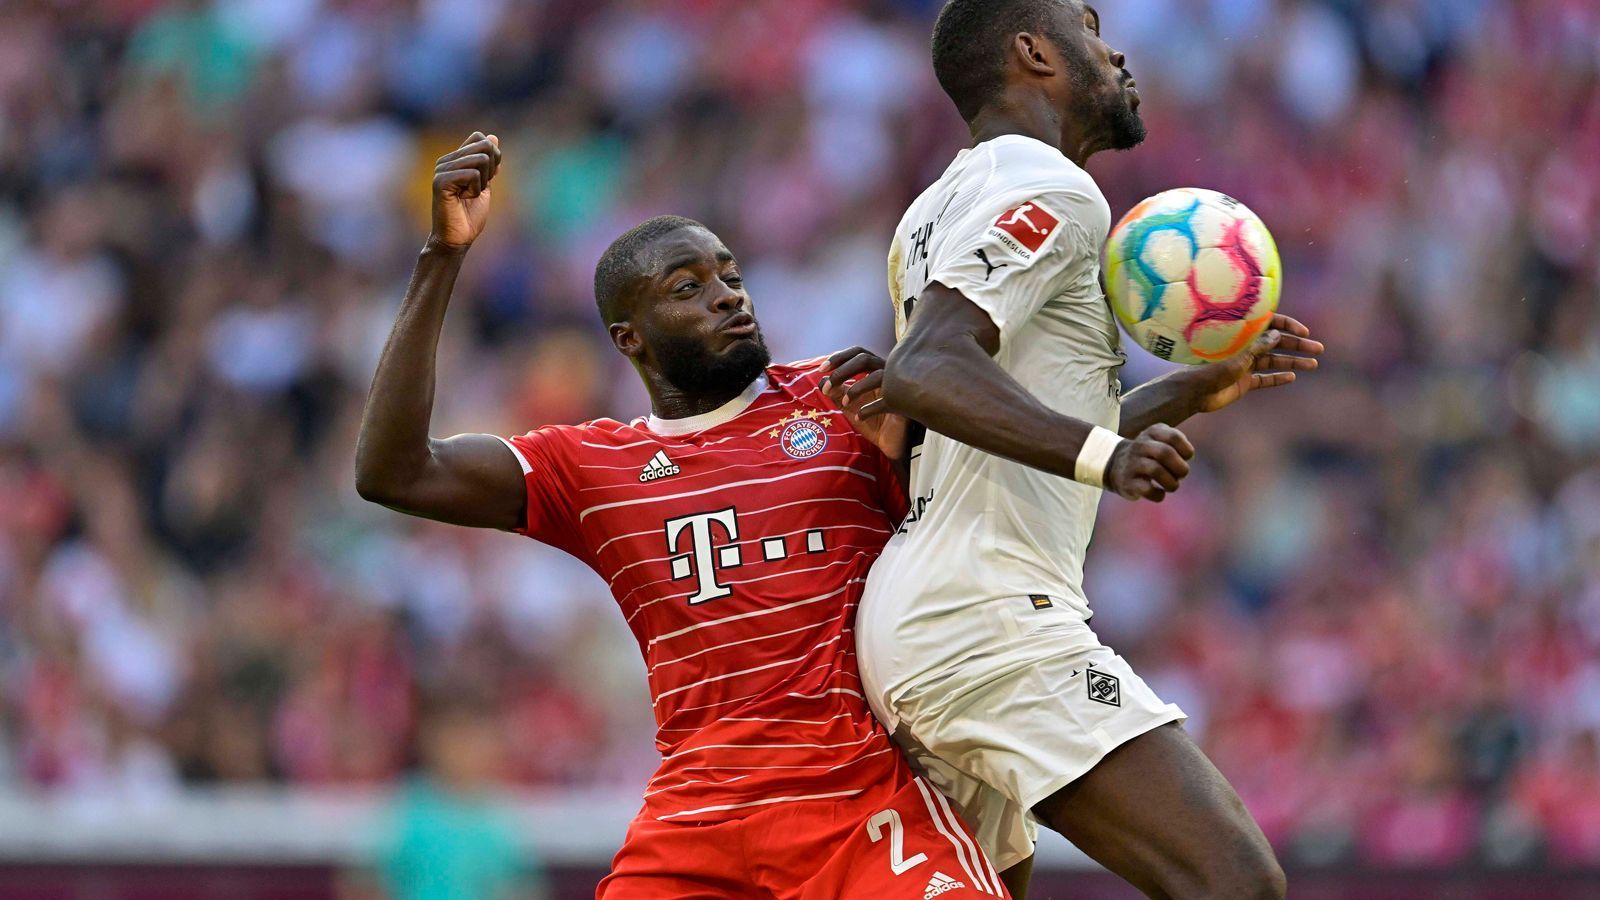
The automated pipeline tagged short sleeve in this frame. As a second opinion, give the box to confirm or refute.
[499,427,585,556]
[929,190,1100,343]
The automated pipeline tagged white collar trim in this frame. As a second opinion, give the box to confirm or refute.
[645,375,769,436]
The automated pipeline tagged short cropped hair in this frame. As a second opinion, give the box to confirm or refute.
[594,215,707,325]
[931,0,1078,122]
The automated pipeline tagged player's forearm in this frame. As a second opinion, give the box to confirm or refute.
[883,336,1096,480]
[1118,370,1206,438]
[355,240,467,502]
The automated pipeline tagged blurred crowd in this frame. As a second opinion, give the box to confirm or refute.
[0,0,1597,871]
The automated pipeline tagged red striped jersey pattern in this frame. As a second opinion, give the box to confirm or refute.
[501,360,910,824]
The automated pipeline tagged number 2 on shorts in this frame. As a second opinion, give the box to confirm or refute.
[866,808,929,875]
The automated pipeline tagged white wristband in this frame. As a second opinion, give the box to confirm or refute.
[1074,426,1124,489]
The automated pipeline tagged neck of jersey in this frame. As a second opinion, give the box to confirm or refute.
[645,375,769,437]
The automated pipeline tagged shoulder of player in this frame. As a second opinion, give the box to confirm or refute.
[507,417,644,449]
[764,361,871,430]
[765,358,868,408]
[979,134,1081,172]
[767,358,830,388]
[978,136,1100,199]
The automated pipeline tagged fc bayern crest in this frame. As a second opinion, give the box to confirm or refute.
[779,417,828,460]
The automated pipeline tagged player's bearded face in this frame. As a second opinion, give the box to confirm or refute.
[1061,30,1146,151]
[649,322,772,396]
[1099,79,1146,151]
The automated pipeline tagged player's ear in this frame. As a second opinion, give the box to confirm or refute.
[610,320,644,360]
[1014,33,1058,78]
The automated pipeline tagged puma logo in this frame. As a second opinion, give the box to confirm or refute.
[975,248,1009,281]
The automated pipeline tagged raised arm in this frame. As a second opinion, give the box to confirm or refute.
[354,132,526,530]
[876,282,1194,502]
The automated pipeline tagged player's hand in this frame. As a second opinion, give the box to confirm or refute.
[821,347,909,462]
[1104,424,1194,502]
[430,132,502,249]
[1185,314,1324,414]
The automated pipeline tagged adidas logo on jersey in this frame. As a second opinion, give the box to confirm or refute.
[924,872,966,898]
[639,450,681,483]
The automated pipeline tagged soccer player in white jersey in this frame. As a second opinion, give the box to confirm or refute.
[832,2,1324,898]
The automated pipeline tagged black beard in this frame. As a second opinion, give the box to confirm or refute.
[1106,99,1147,151]
[653,331,772,399]
[1059,33,1147,153]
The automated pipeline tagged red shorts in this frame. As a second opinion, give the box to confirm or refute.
[598,774,1009,899]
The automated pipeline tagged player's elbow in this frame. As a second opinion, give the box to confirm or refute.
[354,466,404,507]
[879,359,919,415]
[353,447,420,509]
[881,343,944,421]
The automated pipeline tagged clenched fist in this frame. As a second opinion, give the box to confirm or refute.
[1104,424,1194,502]
[430,132,502,249]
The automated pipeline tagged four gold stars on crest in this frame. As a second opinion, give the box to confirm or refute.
[768,409,832,439]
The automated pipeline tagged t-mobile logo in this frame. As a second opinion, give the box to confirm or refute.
[664,508,742,604]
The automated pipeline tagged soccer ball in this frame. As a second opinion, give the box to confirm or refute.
[1104,188,1281,365]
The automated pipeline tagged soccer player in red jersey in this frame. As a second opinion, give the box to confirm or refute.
[355,132,1007,899]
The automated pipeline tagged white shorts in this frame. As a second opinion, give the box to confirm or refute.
[860,596,1186,873]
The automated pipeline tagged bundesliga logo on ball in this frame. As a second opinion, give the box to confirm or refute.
[1104,188,1282,365]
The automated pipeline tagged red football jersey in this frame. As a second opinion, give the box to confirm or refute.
[501,359,909,823]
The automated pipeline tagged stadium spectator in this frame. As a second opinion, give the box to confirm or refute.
[0,0,1596,870]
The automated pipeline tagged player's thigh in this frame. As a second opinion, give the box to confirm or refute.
[889,719,1036,876]
[598,815,754,900]
[1031,722,1280,898]
[997,854,1033,900]
[799,776,1009,900]
[890,613,1187,833]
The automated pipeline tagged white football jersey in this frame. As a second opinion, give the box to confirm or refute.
[859,134,1126,700]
